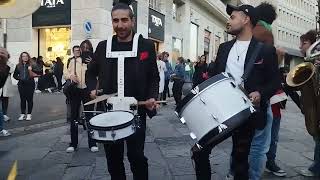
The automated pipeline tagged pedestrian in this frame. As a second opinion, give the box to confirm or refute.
[54,57,64,91]
[64,45,98,153]
[13,52,39,121]
[162,51,173,102]
[86,2,160,179]
[192,55,208,88]
[248,2,287,180]
[207,59,215,78]
[0,47,11,137]
[184,59,192,82]
[157,53,166,100]
[171,57,185,105]
[192,4,280,180]
[0,59,15,122]
[297,30,320,177]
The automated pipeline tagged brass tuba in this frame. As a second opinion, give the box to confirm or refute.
[286,40,320,137]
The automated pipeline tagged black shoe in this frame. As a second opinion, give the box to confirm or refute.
[266,160,287,177]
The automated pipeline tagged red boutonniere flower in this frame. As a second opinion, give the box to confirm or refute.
[140,51,149,61]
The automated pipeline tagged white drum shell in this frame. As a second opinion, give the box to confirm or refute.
[89,111,135,141]
[180,78,252,141]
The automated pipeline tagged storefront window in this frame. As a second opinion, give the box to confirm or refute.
[214,35,221,56]
[39,27,71,65]
[172,37,182,64]
[204,30,211,62]
[189,23,198,62]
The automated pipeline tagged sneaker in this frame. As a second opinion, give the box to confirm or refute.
[266,160,287,177]
[18,114,25,121]
[3,115,10,122]
[299,168,317,177]
[35,90,41,93]
[26,114,32,121]
[66,146,75,153]
[90,146,99,152]
[0,129,11,137]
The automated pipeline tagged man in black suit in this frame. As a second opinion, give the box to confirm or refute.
[86,3,159,180]
[191,4,280,180]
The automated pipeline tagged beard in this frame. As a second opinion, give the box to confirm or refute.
[115,28,132,41]
[226,26,243,36]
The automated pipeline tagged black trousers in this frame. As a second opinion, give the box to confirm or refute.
[55,74,63,90]
[69,88,96,148]
[1,97,8,115]
[103,114,148,180]
[192,121,255,180]
[18,81,35,114]
[172,79,184,105]
[162,79,170,100]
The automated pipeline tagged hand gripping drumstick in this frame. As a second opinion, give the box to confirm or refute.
[137,100,167,106]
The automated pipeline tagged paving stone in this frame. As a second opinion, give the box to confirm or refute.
[42,151,73,164]
[277,146,312,167]
[62,166,93,180]
[27,164,66,180]
[70,148,97,167]
[0,147,51,161]
[155,137,192,158]
[148,118,183,138]
[166,157,195,176]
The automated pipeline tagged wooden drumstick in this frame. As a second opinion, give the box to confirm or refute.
[137,100,167,106]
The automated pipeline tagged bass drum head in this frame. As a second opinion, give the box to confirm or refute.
[89,111,134,127]
[176,73,229,116]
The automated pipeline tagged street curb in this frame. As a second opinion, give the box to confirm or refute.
[8,119,67,134]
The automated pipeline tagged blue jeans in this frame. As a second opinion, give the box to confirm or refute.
[249,104,273,180]
[309,136,320,176]
[266,117,281,161]
[0,100,3,131]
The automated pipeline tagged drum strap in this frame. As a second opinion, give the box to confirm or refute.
[241,42,263,83]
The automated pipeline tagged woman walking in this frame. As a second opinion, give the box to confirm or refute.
[157,53,166,100]
[0,59,15,121]
[13,52,38,121]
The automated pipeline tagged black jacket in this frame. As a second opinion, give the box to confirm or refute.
[212,38,281,129]
[13,64,34,84]
[86,35,160,103]
[193,63,207,87]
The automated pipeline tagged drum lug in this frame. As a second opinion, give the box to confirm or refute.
[111,128,116,140]
[250,106,256,113]
[190,132,197,140]
[230,82,236,88]
[89,130,94,137]
[242,97,247,104]
[180,117,186,124]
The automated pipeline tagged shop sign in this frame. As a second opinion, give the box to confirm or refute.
[148,8,165,41]
[41,0,65,8]
[32,0,71,27]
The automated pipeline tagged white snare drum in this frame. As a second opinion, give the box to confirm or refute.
[88,111,138,142]
[175,73,255,148]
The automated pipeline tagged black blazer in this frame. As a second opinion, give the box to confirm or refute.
[86,35,160,103]
[212,38,281,129]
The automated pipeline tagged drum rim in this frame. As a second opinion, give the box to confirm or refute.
[197,107,252,147]
[88,110,135,131]
[175,73,233,116]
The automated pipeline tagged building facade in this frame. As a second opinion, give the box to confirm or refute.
[0,0,230,66]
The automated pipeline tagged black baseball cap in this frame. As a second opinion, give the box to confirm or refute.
[226,4,258,26]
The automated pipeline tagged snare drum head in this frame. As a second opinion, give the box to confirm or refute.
[90,111,134,127]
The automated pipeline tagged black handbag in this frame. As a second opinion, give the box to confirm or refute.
[63,58,78,97]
